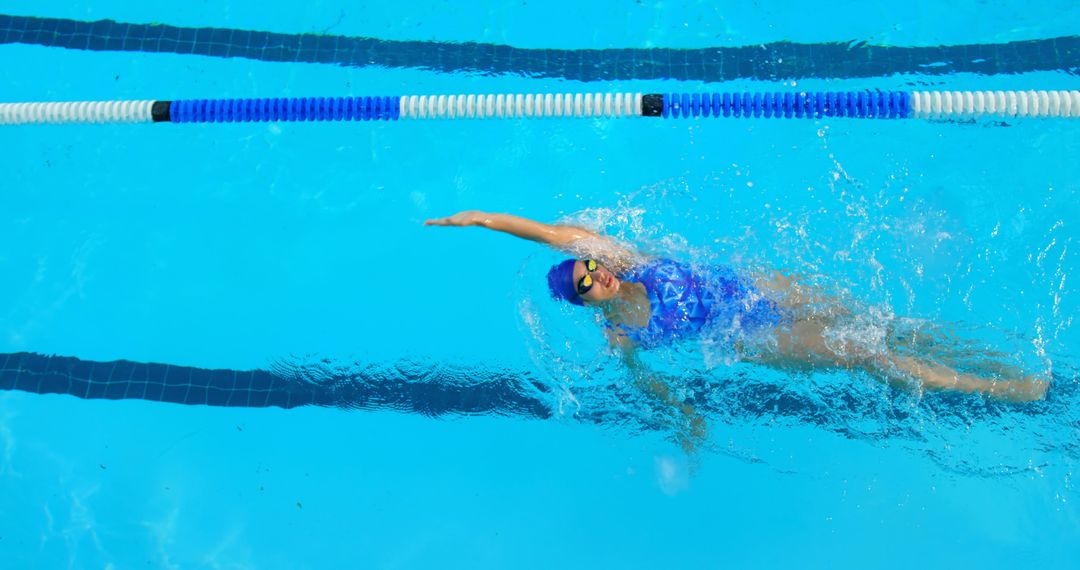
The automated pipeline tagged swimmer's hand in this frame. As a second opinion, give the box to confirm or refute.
[424,211,639,270]
[424,210,488,227]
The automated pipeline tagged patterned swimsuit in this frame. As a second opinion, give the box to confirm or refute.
[608,259,784,348]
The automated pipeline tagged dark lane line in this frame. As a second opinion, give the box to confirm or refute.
[1,15,1077,81]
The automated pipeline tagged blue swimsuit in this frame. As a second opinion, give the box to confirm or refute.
[609,259,784,348]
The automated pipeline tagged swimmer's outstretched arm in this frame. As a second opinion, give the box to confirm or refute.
[425,210,597,247]
[425,210,637,268]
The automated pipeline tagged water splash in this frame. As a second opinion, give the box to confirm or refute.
[508,150,1076,478]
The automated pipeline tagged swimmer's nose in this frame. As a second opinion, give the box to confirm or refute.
[600,268,615,288]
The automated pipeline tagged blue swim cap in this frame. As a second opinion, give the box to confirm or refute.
[547,259,583,306]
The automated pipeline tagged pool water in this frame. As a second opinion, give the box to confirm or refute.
[1,1,1078,568]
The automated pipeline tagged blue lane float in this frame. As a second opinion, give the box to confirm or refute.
[1,90,1078,124]
[655,91,910,119]
[167,96,401,123]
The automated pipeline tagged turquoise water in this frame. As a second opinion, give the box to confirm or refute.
[2,1,1079,568]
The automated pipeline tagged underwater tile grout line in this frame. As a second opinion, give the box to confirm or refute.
[1,15,1078,81]
[1,91,1079,125]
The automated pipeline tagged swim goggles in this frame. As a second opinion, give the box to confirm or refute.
[576,259,598,295]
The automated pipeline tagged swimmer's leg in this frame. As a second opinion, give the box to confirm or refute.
[882,354,1048,403]
[874,321,1047,401]
[886,322,1030,382]
[754,317,1048,403]
[752,271,849,317]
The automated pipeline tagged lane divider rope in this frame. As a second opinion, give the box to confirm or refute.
[1,91,1078,125]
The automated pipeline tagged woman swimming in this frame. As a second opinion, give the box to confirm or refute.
[425,210,1049,433]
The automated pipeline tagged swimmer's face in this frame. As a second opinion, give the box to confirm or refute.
[574,259,620,303]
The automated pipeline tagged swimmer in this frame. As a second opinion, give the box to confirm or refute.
[426,210,1049,448]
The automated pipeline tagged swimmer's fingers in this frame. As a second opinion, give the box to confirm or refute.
[423,216,465,227]
[424,211,483,227]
